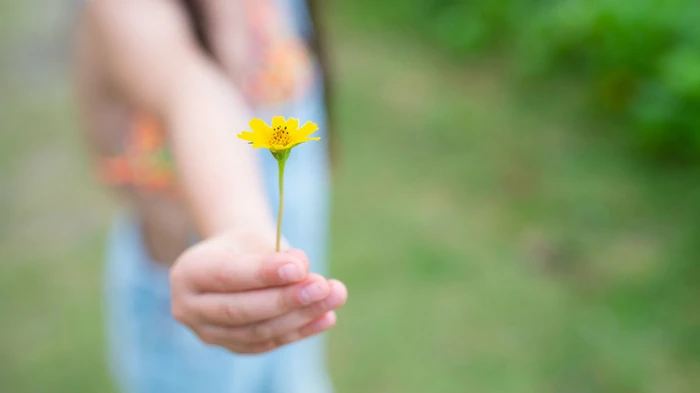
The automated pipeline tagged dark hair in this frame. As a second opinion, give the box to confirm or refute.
[179,0,211,54]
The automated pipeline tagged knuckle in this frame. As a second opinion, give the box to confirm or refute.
[273,333,298,348]
[296,298,330,322]
[307,299,330,316]
[197,329,218,345]
[249,341,278,354]
[211,264,233,289]
[256,263,276,286]
[248,323,274,342]
[170,296,194,324]
[278,288,295,311]
[222,301,250,324]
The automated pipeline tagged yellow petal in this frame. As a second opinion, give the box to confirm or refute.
[237,131,258,142]
[296,121,319,138]
[248,118,272,140]
[272,116,286,131]
[286,118,300,132]
[287,136,321,149]
[252,141,271,148]
[237,131,270,148]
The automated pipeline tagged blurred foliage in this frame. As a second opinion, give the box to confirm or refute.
[346,0,700,161]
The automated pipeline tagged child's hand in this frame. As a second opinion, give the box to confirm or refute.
[169,232,347,354]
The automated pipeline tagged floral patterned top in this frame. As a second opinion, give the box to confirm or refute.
[98,0,316,193]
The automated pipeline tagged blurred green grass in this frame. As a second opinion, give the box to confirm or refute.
[2,2,700,393]
[328,22,700,393]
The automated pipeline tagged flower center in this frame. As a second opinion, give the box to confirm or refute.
[270,126,291,148]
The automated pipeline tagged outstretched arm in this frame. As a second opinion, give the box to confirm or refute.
[79,0,347,353]
[85,0,270,237]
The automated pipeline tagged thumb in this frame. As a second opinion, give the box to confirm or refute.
[171,234,308,294]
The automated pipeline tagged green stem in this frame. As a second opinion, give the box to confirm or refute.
[276,157,286,252]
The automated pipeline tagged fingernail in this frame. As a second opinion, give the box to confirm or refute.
[278,263,303,282]
[300,282,326,305]
[319,311,337,328]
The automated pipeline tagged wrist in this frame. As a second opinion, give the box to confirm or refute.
[200,196,274,237]
[215,222,289,254]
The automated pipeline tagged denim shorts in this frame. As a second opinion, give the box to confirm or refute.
[104,86,333,393]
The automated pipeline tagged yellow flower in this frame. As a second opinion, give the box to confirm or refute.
[237,116,320,152]
[237,116,321,251]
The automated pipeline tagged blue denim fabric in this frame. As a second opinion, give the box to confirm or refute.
[104,76,332,392]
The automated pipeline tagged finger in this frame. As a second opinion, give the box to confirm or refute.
[291,310,338,341]
[199,279,347,344]
[243,280,346,342]
[205,311,338,355]
[193,273,330,326]
[285,249,309,267]
[265,311,338,352]
[281,249,310,278]
[173,240,310,293]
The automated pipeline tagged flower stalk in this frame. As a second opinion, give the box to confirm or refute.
[237,117,319,251]
[274,150,289,251]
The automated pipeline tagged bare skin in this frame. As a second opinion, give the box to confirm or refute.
[75,0,347,354]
